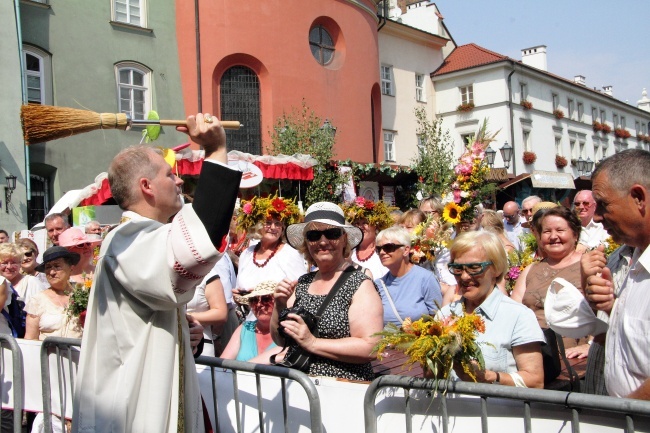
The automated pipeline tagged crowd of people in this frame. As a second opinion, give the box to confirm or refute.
[1,115,649,432]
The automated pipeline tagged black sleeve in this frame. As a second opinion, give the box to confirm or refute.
[192,161,242,247]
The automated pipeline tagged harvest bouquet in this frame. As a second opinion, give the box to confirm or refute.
[339,196,395,230]
[441,120,498,225]
[374,310,486,382]
[409,217,452,264]
[237,194,302,232]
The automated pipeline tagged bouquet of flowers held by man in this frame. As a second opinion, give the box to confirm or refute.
[440,120,498,226]
[409,216,452,264]
[374,309,487,384]
[66,275,93,327]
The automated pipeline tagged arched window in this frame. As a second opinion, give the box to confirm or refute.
[22,46,52,105]
[220,66,261,154]
[115,62,151,120]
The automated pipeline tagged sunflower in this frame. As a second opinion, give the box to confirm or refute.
[442,202,464,225]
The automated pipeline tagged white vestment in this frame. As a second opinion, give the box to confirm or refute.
[72,206,221,433]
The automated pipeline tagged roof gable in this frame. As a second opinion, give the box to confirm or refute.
[432,43,511,76]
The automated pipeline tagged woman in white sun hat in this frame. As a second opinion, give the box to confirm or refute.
[270,202,383,381]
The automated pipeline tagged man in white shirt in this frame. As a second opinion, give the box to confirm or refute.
[584,149,650,400]
[574,189,609,251]
[502,201,524,250]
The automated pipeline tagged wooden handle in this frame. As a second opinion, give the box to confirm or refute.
[159,119,242,130]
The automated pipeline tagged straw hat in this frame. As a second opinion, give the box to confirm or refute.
[35,246,80,272]
[522,201,558,228]
[285,202,363,250]
[234,280,277,305]
[58,227,102,248]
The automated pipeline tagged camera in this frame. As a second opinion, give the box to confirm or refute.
[278,306,318,346]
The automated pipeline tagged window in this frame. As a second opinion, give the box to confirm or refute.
[460,85,473,105]
[113,0,145,27]
[552,93,559,110]
[22,46,52,105]
[220,66,261,155]
[520,83,528,101]
[309,26,334,65]
[577,103,584,122]
[383,131,395,161]
[570,139,577,159]
[644,123,648,135]
[613,113,619,128]
[116,62,151,121]
[461,134,474,146]
[592,107,598,122]
[380,66,393,96]
[523,131,530,152]
[579,141,585,158]
[415,74,425,102]
[621,116,626,129]
[636,121,640,134]
[600,110,606,124]
[28,174,49,229]
[568,99,575,119]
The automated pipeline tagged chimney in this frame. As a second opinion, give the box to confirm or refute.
[521,45,547,71]
[603,85,613,96]
[574,75,586,86]
[637,88,650,113]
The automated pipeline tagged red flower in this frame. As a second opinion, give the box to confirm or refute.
[364,200,375,210]
[272,198,286,212]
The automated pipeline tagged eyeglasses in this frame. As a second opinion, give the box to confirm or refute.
[23,251,35,258]
[250,295,274,305]
[573,201,594,208]
[375,243,405,254]
[263,221,283,228]
[305,228,344,242]
[503,213,517,219]
[0,262,20,269]
[71,243,92,249]
[448,261,493,276]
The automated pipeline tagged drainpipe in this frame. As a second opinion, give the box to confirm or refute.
[507,64,517,175]
[14,0,31,216]
[194,0,202,112]
[377,1,387,31]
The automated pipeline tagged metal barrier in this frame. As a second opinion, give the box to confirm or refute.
[40,337,81,433]
[0,334,24,433]
[364,375,650,433]
[195,355,323,433]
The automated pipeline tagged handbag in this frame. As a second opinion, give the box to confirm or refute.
[272,266,356,372]
[541,328,562,385]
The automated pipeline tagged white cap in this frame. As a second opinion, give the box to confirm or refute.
[544,277,608,339]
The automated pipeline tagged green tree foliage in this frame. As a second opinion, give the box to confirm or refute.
[267,100,346,206]
[411,107,456,198]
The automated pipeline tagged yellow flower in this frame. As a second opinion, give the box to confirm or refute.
[442,202,464,225]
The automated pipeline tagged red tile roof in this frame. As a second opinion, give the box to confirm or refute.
[432,43,512,76]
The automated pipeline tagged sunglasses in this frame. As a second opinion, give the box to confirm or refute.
[250,295,274,305]
[71,243,92,249]
[503,213,517,219]
[23,251,35,258]
[305,228,344,242]
[573,201,593,208]
[375,243,405,254]
[448,261,493,276]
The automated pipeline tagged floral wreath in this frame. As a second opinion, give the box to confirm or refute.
[237,195,302,232]
[339,197,396,231]
[441,119,497,224]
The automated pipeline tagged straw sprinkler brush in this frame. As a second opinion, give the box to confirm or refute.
[20,104,242,145]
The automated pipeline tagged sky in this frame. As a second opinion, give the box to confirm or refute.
[435,0,649,106]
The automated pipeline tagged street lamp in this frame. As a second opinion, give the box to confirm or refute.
[585,157,594,175]
[321,119,337,138]
[500,141,513,170]
[576,156,586,175]
[485,146,496,168]
[5,174,16,214]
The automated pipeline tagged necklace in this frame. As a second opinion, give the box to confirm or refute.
[253,241,280,268]
[356,248,373,263]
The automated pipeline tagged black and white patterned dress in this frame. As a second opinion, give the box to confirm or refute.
[284,270,377,381]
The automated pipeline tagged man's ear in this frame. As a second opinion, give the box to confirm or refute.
[630,184,647,211]
[139,177,154,198]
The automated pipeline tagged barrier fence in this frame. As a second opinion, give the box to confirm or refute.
[0,334,24,433]
[41,337,81,433]
[363,375,650,433]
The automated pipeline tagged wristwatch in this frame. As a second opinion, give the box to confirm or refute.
[492,371,501,384]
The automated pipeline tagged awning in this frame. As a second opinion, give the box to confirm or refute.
[498,173,531,189]
[530,171,575,189]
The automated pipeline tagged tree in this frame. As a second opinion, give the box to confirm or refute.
[411,107,455,198]
[267,100,346,206]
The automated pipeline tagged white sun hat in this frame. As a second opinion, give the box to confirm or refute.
[285,202,363,251]
[544,277,608,339]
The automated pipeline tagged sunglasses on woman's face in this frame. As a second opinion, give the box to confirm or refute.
[375,243,404,254]
[305,228,344,242]
[23,251,35,258]
[250,295,274,305]
[71,243,92,250]
[447,261,493,276]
